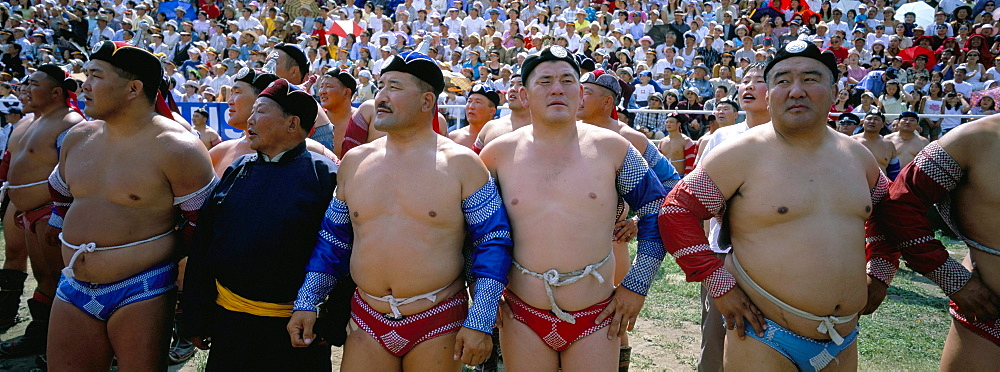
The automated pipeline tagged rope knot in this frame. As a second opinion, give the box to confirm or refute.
[81,242,97,253]
[542,269,561,285]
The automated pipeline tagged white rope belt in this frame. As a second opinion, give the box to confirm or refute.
[59,230,174,278]
[0,179,49,202]
[363,281,452,320]
[512,251,613,324]
[732,252,856,345]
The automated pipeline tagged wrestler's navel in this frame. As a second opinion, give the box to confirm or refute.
[589,192,597,199]
[777,206,788,214]
[129,194,140,201]
[428,211,437,217]
[865,205,871,213]
[511,198,518,205]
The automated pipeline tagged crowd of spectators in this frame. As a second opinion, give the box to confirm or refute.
[0,0,993,140]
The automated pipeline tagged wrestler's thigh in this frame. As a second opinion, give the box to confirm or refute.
[341,320,402,372]
[32,223,65,273]
[402,332,461,371]
[723,329,796,372]
[612,239,629,287]
[2,207,27,270]
[107,291,174,372]
[940,320,1000,372]
[47,298,114,371]
[23,230,58,294]
[821,339,856,372]
[560,326,619,372]
[498,305,558,372]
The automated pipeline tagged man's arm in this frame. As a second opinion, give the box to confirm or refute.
[596,144,670,338]
[454,152,513,365]
[877,136,1000,320]
[656,140,767,338]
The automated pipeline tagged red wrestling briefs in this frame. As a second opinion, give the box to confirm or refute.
[340,110,370,158]
[504,290,612,351]
[14,203,53,232]
[350,289,467,357]
[950,300,1000,346]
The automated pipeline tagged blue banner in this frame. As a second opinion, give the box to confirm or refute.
[174,102,244,141]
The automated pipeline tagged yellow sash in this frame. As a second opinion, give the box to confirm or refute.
[215,281,293,318]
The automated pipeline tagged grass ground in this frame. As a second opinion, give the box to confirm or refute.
[0,231,963,371]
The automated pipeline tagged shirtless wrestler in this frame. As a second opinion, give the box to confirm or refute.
[0,100,32,331]
[46,41,217,371]
[479,46,669,371]
[450,84,499,151]
[694,100,739,166]
[0,65,84,357]
[317,69,358,158]
[472,74,530,153]
[268,43,335,153]
[577,68,681,370]
[289,51,512,371]
[876,118,1000,370]
[190,107,221,150]
[659,41,899,371]
[691,62,770,372]
[659,115,697,176]
[884,111,929,167]
[851,109,901,180]
[209,68,333,176]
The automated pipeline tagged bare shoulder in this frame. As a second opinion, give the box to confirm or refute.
[617,122,653,150]
[580,122,630,159]
[340,137,382,170]
[61,120,102,147]
[60,110,85,126]
[701,123,770,166]
[939,117,1000,164]
[438,137,489,179]
[447,126,470,141]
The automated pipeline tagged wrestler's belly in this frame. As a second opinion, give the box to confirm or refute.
[7,162,57,211]
[506,242,617,312]
[60,202,177,283]
[350,240,466,316]
[7,183,53,213]
[970,252,1000,295]
[724,235,866,340]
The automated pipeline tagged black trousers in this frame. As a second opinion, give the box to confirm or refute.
[206,307,332,372]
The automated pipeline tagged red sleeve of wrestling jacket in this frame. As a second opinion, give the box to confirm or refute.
[865,172,901,286]
[340,110,370,158]
[658,168,735,298]
[877,142,970,295]
[683,142,697,174]
[0,150,10,184]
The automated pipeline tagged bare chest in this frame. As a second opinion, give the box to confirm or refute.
[63,138,171,207]
[499,149,618,211]
[344,161,464,227]
[732,159,872,224]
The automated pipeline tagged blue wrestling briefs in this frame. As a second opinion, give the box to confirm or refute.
[740,318,858,372]
[56,261,178,321]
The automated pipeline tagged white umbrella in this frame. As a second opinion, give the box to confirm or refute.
[895,2,936,29]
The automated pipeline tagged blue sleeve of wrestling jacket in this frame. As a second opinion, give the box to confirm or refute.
[294,196,353,312]
[642,141,681,192]
[886,157,901,181]
[618,146,669,296]
[461,177,513,333]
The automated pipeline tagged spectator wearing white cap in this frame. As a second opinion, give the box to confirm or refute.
[237,7,262,31]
